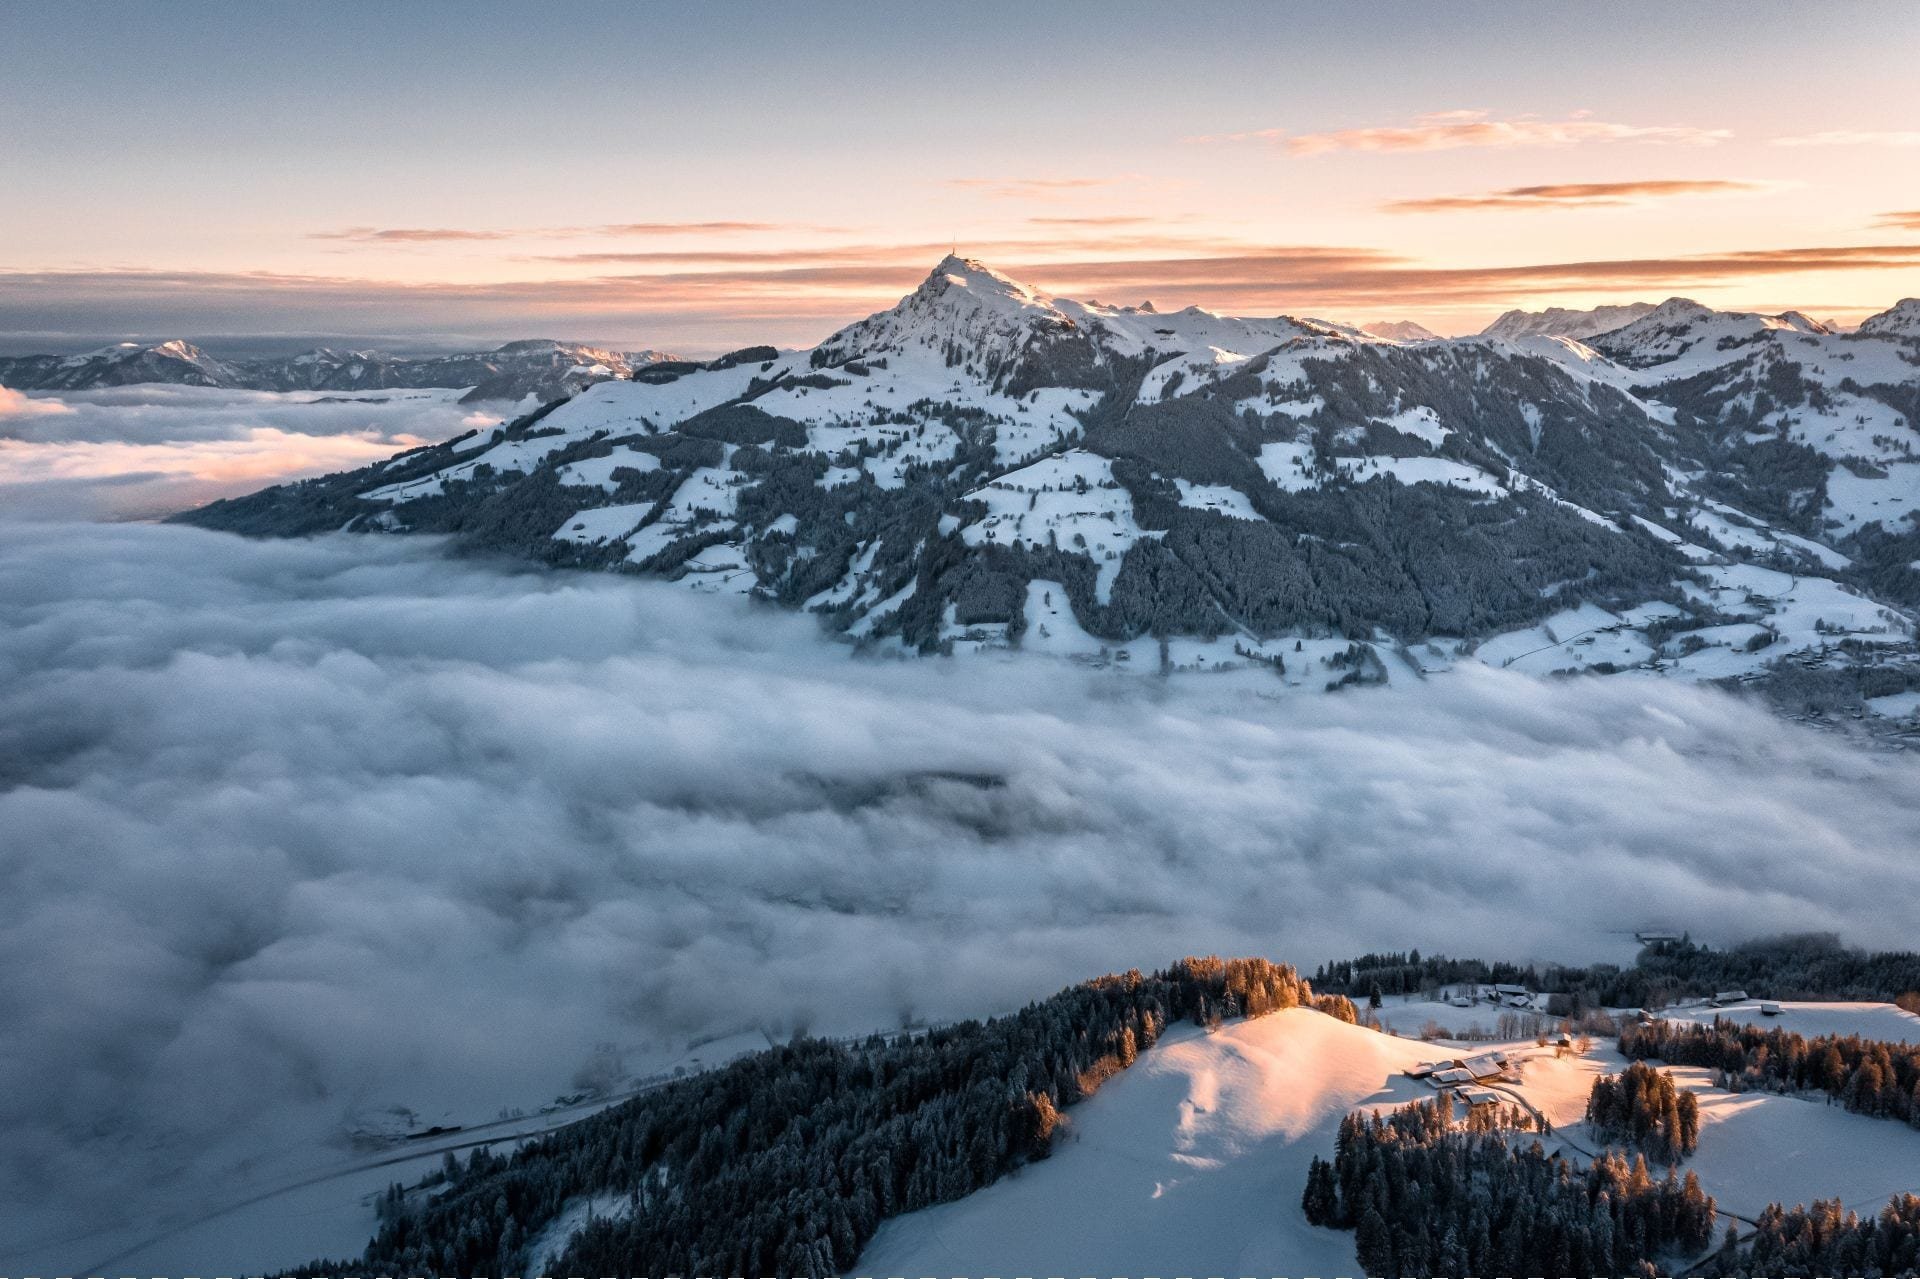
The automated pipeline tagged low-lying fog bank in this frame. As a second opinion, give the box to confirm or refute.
[2,521,1915,1266]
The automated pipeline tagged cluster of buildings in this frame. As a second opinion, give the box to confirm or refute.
[1440,983,1540,1009]
[1406,1049,1516,1110]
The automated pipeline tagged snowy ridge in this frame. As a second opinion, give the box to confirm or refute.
[1860,297,1920,341]
[177,256,1920,710]
[1480,301,1658,342]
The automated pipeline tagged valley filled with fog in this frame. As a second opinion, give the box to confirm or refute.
[0,383,505,521]
[3,482,1918,1264]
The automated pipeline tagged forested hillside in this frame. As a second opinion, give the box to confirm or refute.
[278,957,1349,1276]
[1314,933,1920,1010]
[1308,1097,1718,1276]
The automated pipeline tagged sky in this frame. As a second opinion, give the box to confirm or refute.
[2,2,1918,351]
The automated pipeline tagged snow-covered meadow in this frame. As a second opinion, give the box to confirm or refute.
[3,519,1920,1268]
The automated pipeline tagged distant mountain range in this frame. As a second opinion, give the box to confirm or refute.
[1479,302,1662,342]
[0,338,681,404]
[1361,320,1441,342]
[174,256,1920,709]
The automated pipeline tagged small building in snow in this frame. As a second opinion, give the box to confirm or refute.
[1759,1001,1783,1016]
[1459,1054,1508,1082]
[1711,989,1750,1006]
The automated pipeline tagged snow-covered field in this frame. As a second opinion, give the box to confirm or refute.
[1659,999,1920,1045]
[1670,1065,1920,1220]
[865,1005,1920,1274]
[861,1009,1430,1275]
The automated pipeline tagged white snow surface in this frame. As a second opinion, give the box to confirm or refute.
[1173,478,1265,520]
[860,1009,1431,1275]
[959,450,1154,604]
[1657,999,1920,1046]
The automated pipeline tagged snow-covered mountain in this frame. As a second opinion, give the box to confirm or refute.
[1481,302,1658,342]
[176,257,1920,705]
[1362,319,1441,342]
[0,339,245,391]
[1859,298,1920,341]
[0,339,680,403]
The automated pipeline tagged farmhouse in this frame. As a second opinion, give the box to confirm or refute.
[1712,989,1750,1006]
[1459,1053,1508,1082]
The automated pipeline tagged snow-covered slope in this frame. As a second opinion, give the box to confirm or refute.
[1363,319,1441,342]
[1481,302,1657,342]
[1590,298,1833,372]
[1860,298,1920,341]
[175,257,1920,706]
[0,339,243,390]
[1657,998,1920,1045]
[860,1009,1429,1275]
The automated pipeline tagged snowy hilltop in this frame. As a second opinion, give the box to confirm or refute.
[176,256,1920,715]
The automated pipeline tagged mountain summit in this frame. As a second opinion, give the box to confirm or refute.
[177,257,1920,696]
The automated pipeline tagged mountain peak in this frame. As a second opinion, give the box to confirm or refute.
[815,256,1075,366]
[1479,301,1657,342]
[1364,319,1441,342]
[1642,297,1715,323]
[1859,298,1920,339]
[918,255,1046,306]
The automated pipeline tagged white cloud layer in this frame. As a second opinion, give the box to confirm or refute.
[0,385,500,521]
[2,521,1918,1266]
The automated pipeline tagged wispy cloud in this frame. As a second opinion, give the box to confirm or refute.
[593,220,798,235]
[1771,130,1920,148]
[1197,110,1730,156]
[945,177,1119,200]
[1385,179,1774,214]
[1873,210,1920,231]
[5,239,1918,348]
[312,227,516,243]
[523,232,1259,268]
[0,386,75,418]
[1025,214,1166,227]
[312,221,834,244]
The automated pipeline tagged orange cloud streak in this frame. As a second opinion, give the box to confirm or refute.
[1196,110,1731,155]
[1385,179,1772,213]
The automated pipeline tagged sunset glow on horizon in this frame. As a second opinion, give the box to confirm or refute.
[3,1,1917,352]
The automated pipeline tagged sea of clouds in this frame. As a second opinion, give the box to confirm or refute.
[2,402,1919,1265]
[0,383,501,520]
[4,523,1919,1264]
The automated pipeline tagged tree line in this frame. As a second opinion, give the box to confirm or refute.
[1304,1096,1717,1277]
[1585,1060,1701,1162]
[277,956,1351,1278]
[1314,933,1920,1013]
[1621,1017,1920,1128]
[1728,1194,1920,1277]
